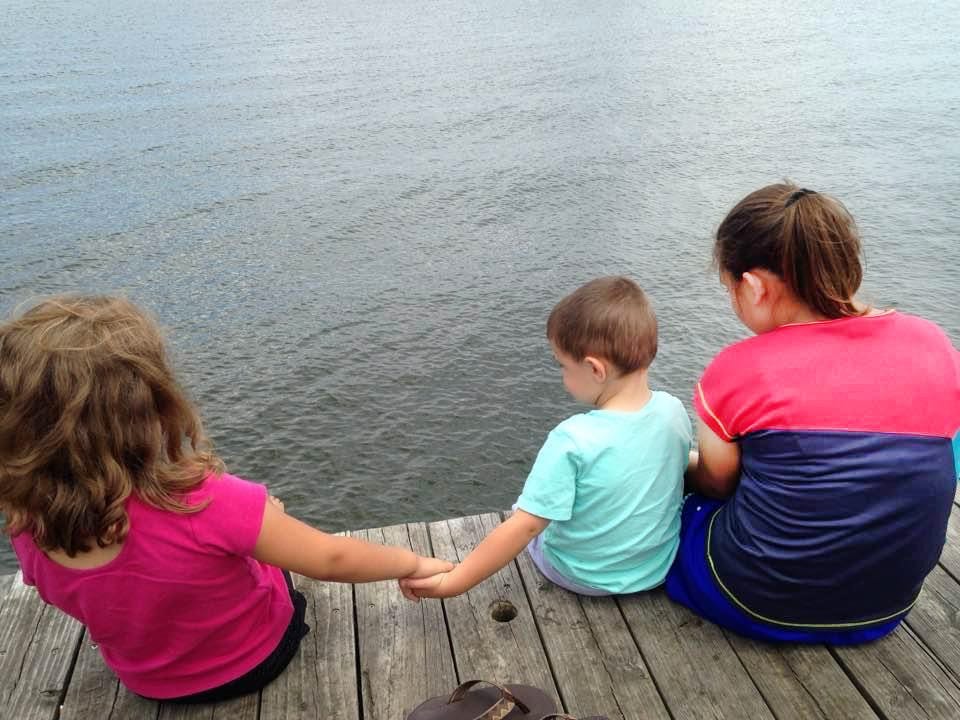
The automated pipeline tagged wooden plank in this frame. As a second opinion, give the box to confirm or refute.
[59,630,160,720]
[0,572,15,612]
[427,514,561,708]
[617,589,776,720]
[353,523,456,720]
[0,574,84,720]
[832,624,960,719]
[58,617,259,720]
[0,573,40,665]
[941,505,960,581]
[511,541,670,720]
[8,581,258,720]
[725,637,878,719]
[905,564,960,684]
[157,692,258,720]
[260,568,359,720]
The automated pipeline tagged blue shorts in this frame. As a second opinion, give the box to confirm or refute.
[665,495,904,645]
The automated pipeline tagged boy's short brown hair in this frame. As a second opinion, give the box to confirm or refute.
[546,276,657,373]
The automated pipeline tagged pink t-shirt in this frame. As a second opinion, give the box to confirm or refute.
[10,473,293,699]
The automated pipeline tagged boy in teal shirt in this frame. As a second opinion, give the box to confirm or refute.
[402,277,692,598]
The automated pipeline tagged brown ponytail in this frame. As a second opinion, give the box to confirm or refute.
[715,183,865,318]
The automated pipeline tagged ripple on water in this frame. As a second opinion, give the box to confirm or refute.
[1,0,959,573]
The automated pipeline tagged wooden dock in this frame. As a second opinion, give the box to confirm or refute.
[3,495,960,720]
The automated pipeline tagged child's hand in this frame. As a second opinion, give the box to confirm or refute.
[399,572,454,601]
[409,555,455,579]
[397,557,456,602]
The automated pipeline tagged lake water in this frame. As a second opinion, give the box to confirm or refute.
[1,0,958,573]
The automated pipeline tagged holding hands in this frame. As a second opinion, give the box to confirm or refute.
[398,510,549,602]
[397,555,454,602]
[398,568,458,601]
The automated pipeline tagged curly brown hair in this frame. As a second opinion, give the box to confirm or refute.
[0,295,223,556]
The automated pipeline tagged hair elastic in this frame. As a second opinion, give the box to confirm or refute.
[785,188,817,207]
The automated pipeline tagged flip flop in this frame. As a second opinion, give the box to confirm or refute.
[539,715,610,719]
[406,679,557,719]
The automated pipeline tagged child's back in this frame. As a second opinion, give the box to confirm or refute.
[403,277,692,601]
[12,473,292,698]
[0,295,452,702]
[521,392,690,593]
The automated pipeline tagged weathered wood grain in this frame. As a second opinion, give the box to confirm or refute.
[59,631,160,720]
[0,573,43,680]
[0,574,84,720]
[726,637,878,719]
[512,541,670,720]
[940,504,960,581]
[618,589,775,720]
[832,624,960,719]
[57,615,259,720]
[157,692,258,720]
[0,572,15,611]
[354,523,456,720]
[427,514,562,709]
[260,567,359,720]
[904,564,960,685]
[4,499,960,720]
[60,633,260,720]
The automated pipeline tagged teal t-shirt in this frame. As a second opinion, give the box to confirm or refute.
[516,391,692,593]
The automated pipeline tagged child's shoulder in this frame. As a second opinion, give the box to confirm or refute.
[889,311,955,345]
[649,389,686,411]
[552,409,606,433]
[548,412,593,441]
[543,412,612,454]
[643,392,692,436]
[701,320,828,379]
[180,472,270,555]
[552,392,688,437]
[184,472,268,509]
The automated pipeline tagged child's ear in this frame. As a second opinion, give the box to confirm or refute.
[741,271,768,306]
[584,356,607,382]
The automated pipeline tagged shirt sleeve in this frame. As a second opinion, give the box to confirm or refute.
[946,344,960,481]
[680,400,695,451]
[952,431,960,484]
[188,473,268,556]
[9,535,35,586]
[516,427,580,521]
[693,344,747,442]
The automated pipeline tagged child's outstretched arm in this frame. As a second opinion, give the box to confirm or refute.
[253,499,453,583]
[400,509,549,600]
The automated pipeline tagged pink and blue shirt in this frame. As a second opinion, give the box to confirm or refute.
[695,311,960,627]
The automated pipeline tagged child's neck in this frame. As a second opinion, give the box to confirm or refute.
[46,541,123,570]
[594,369,652,412]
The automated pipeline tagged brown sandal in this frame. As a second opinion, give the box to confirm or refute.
[406,679,557,719]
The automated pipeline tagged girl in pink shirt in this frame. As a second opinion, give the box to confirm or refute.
[0,295,452,703]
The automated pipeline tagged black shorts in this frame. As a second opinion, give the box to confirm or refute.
[163,570,311,704]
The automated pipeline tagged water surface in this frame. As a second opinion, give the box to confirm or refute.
[2,0,958,572]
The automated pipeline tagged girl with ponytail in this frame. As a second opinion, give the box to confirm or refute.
[668,183,960,644]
